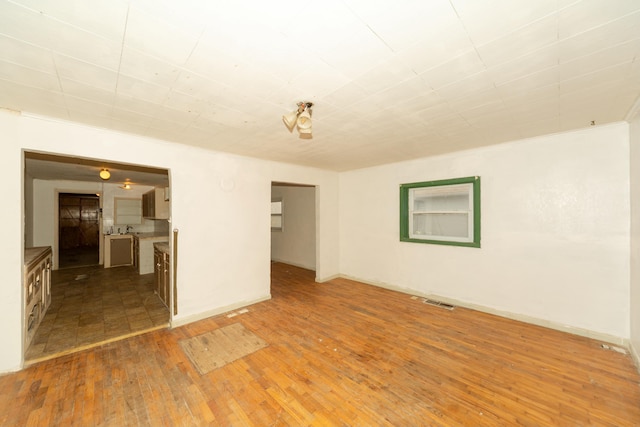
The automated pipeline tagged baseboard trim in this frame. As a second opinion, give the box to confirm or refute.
[270,258,315,271]
[631,341,640,373]
[338,274,627,346]
[171,294,271,328]
[317,273,340,283]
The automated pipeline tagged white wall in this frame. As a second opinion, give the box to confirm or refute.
[340,123,631,341]
[629,109,640,368]
[1,111,340,373]
[271,185,316,270]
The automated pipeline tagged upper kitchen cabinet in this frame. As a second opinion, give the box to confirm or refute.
[143,187,170,219]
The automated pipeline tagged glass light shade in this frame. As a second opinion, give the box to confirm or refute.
[99,169,110,180]
[282,111,298,132]
[297,110,312,130]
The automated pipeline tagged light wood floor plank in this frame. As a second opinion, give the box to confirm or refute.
[0,262,639,426]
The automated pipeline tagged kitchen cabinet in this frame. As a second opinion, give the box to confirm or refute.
[24,246,52,349]
[154,243,170,308]
[142,188,169,219]
[133,235,139,270]
[104,234,133,268]
[133,233,169,274]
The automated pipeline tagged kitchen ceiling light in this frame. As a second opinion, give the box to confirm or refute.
[282,102,313,139]
[121,183,131,190]
[99,168,111,180]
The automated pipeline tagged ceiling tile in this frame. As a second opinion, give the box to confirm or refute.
[316,25,393,79]
[352,56,417,95]
[59,79,115,106]
[420,50,486,89]
[0,34,56,74]
[9,0,129,41]
[113,95,161,118]
[321,82,370,109]
[396,22,475,74]
[0,60,60,91]
[0,79,67,115]
[446,86,504,112]
[435,71,496,101]
[487,45,559,85]
[172,71,229,100]
[0,1,55,49]
[476,15,558,68]
[118,47,182,87]
[368,75,433,108]
[115,75,170,105]
[281,1,363,51]
[559,38,640,81]
[558,11,640,62]
[64,95,113,117]
[125,4,200,65]
[285,58,351,97]
[558,0,640,39]
[344,0,459,52]
[54,54,118,91]
[451,0,559,45]
[496,66,559,97]
[560,62,633,95]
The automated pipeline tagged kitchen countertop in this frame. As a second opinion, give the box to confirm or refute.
[25,246,51,266]
[154,242,170,254]
[104,232,168,240]
[135,232,169,240]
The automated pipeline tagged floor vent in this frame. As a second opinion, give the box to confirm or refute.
[422,298,455,310]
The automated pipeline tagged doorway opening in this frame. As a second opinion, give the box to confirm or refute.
[58,193,100,269]
[23,151,173,365]
[270,181,317,288]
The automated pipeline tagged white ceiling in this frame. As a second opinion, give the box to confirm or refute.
[3,0,640,172]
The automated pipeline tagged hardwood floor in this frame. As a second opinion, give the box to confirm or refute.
[2,262,639,426]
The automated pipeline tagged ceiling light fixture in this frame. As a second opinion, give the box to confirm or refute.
[99,168,111,180]
[121,183,131,190]
[283,102,313,139]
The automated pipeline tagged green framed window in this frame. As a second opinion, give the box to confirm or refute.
[400,176,480,248]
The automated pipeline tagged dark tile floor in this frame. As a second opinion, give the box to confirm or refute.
[58,246,99,269]
[25,264,170,363]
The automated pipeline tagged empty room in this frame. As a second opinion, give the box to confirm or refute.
[1,0,640,425]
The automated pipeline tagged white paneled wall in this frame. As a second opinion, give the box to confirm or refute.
[339,123,631,341]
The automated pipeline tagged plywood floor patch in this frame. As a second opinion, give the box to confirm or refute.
[179,323,268,375]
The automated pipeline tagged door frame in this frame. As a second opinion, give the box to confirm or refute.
[57,192,102,269]
[53,188,104,270]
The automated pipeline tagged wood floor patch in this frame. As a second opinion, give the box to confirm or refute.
[179,323,267,375]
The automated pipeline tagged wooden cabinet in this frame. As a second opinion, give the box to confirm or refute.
[24,247,52,349]
[135,235,169,275]
[104,235,133,268]
[133,235,139,271]
[154,245,170,308]
[142,188,169,219]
